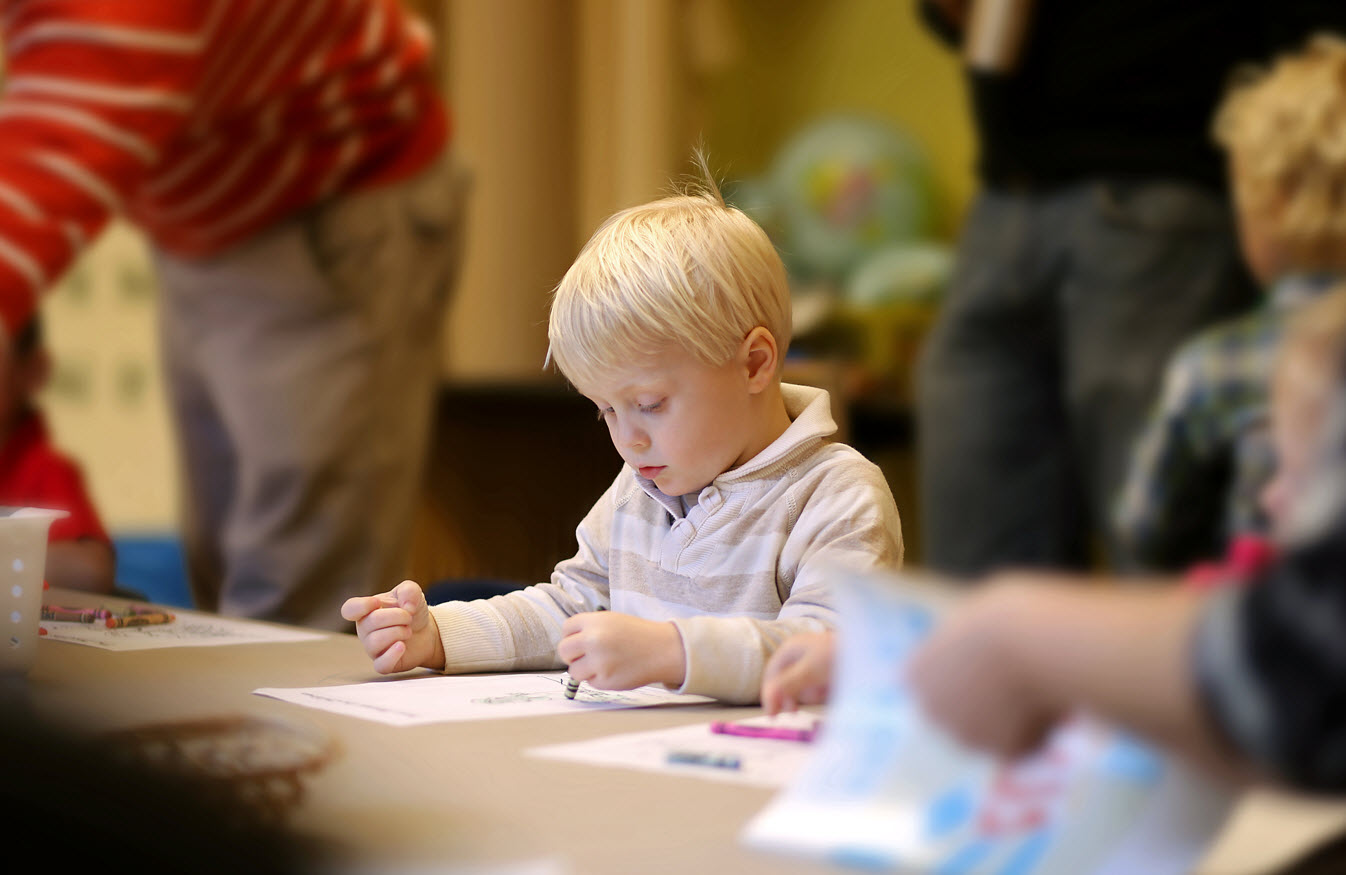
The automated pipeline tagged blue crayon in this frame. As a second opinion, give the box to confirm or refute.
[667,750,742,770]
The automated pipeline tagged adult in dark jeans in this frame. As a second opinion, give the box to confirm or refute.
[915,0,1346,575]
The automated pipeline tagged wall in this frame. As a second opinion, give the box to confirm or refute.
[704,0,974,237]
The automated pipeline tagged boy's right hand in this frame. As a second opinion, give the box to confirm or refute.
[340,580,446,673]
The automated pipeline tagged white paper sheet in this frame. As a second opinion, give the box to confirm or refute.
[40,610,326,650]
[254,672,714,726]
[743,569,1234,874]
[528,712,821,788]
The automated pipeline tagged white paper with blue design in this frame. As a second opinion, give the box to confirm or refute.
[743,569,1233,873]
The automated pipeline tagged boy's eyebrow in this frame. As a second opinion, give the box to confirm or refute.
[588,376,669,399]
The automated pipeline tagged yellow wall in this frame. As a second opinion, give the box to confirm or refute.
[705,0,975,236]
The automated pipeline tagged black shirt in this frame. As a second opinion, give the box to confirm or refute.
[920,0,1346,190]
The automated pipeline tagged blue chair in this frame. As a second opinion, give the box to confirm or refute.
[112,534,191,608]
[424,578,527,604]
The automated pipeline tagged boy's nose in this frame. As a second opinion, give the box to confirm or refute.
[617,419,649,450]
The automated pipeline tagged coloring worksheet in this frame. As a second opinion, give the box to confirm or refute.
[528,712,821,788]
[40,611,326,650]
[254,672,713,726]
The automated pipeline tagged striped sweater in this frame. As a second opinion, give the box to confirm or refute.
[0,0,447,332]
[431,384,905,704]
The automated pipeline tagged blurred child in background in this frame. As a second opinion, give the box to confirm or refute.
[0,315,113,592]
[1114,35,1346,573]
[343,163,903,705]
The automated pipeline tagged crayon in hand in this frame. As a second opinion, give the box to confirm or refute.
[563,674,582,700]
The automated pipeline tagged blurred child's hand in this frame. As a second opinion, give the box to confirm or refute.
[906,582,1062,758]
[557,611,686,691]
[340,579,445,673]
[761,631,836,716]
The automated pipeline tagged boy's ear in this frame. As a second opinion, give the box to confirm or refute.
[741,326,779,392]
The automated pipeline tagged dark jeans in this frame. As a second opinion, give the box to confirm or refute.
[916,182,1258,576]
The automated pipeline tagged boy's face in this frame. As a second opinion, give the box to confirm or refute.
[1261,369,1325,539]
[1231,154,1288,285]
[577,345,764,497]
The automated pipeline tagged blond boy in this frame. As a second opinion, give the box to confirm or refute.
[343,172,903,704]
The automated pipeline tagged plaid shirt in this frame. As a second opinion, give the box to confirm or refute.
[1113,275,1337,570]
[1194,372,1346,792]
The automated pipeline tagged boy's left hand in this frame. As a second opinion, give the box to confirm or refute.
[557,611,686,690]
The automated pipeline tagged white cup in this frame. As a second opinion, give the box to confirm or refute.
[1,507,67,675]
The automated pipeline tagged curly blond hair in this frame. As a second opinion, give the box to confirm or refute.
[1214,34,1346,271]
[546,158,791,391]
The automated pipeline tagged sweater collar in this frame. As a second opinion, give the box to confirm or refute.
[632,383,837,511]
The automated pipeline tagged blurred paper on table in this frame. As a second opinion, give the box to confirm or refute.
[529,712,821,788]
[41,609,325,650]
[743,569,1233,873]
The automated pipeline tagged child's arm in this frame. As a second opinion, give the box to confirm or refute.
[44,539,114,593]
[906,574,1230,768]
[340,580,445,673]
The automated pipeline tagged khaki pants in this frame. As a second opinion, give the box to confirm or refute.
[154,153,468,629]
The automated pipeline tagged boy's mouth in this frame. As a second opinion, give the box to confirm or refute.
[638,466,666,479]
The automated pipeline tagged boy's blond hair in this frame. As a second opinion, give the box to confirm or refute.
[547,167,791,391]
[1277,284,1346,434]
[1214,34,1346,271]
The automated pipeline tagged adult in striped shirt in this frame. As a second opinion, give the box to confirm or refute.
[0,0,464,629]
[342,172,905,704]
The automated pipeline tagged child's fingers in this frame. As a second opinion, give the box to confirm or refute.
[767,660,814,709]
[565,654,594,684]
[359,621,410,657]
[556,632,585,665]
[762,683,796,717]
[340,594,386,622]
[761,683,783,716]
[356,603,415,635]
[797,682,828,707]
[391,580,425,610]
[372,638,408,674]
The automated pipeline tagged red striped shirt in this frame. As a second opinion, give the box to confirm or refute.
[0,0,449,332]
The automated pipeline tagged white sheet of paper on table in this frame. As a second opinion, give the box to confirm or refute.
[742,568,1234,875]
[528,711,821,788]
[254,672,714,726]
[40,611,326,650]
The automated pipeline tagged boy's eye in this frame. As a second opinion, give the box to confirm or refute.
[596,407,614,421]
[637,400,665,414]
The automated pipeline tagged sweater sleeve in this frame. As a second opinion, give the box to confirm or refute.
[430,476,617,673]
[0,2,208,331]
[672,455,904,703]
